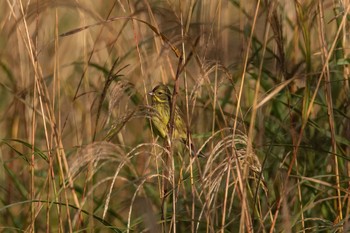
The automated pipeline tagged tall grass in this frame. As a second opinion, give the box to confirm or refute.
[0,0,349,232]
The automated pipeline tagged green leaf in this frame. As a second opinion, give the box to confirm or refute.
[3,163,28,198]
[2,139,49,163]
[336,58,350,65]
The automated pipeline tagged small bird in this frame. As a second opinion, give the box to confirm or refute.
[148,84,203,157]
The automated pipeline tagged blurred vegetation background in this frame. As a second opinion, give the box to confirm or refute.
[0,0,349,232]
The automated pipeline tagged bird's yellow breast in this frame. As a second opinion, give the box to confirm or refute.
[151,103,170,139]
[151,103,187,140]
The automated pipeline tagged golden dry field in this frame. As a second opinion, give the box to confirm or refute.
[0,0,349,232]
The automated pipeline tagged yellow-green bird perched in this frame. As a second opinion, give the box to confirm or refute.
[148,84,204,157]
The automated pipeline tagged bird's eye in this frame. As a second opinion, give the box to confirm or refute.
[157,91,162,95]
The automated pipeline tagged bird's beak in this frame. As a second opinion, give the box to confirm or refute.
[148,91,154,96]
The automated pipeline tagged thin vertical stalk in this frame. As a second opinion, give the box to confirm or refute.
[318,0,342,224]
[270,5,350,232]
[228,0,261,232]
[30,0,39,232]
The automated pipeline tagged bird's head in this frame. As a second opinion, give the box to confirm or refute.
[148,84,171,103]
